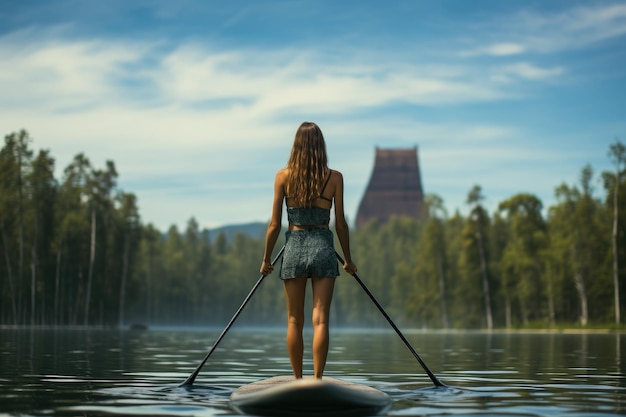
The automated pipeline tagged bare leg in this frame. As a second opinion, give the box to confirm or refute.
[283,277,307,378]
[311,277,335,379]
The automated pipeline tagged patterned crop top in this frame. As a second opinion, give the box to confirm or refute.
[285,172,333,226]
[287,206,331,226]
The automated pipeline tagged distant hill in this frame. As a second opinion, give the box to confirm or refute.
[209,221,267,242]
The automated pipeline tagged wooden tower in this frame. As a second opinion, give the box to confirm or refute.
[355,147,425,228]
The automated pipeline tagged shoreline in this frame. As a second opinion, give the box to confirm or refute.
[0,324,622,334]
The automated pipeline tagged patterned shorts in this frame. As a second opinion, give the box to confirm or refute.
[279,229,340,280]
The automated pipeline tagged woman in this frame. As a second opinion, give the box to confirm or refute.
[260,121,357,379]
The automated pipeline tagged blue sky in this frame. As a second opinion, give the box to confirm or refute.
[1,0,625,230]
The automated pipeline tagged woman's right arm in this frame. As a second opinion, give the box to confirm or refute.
[333,171,357,274]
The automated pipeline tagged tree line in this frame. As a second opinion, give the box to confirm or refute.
[1,129,624,328]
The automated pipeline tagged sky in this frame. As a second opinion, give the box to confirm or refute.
[1,0,625,231]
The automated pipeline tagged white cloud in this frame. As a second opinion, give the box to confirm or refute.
[494,62,564,82]
[528,2,626,48]
[0,0,620,230]
[459,3,626,57]
[0,37,144,110]
[461,42,526,57]
[0,30,516,118]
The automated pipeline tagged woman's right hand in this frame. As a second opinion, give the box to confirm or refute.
[343,261,357,275]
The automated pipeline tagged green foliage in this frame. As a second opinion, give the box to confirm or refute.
[0,130,624,329]
[498,193,547,324]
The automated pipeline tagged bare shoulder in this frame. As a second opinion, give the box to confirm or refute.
[329,169,344,182]
[276,168,289,181]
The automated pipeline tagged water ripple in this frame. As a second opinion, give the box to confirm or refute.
[1,329,625,416]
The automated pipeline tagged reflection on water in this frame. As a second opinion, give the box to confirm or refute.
[0,327,624,416]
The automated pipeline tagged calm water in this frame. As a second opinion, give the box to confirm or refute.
[0,327,624,416]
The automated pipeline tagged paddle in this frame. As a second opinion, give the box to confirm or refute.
[180,245,286,387]
[335,252,446,387]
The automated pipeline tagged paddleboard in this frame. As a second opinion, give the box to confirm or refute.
[230,375,391,417]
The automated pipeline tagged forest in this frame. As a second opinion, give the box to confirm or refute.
[1,129,625,329]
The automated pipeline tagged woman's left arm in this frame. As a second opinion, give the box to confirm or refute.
[261,170,286,275]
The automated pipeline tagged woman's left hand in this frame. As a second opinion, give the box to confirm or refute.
[260,260,274,276]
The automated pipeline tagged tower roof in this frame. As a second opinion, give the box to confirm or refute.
[355,147,424,228]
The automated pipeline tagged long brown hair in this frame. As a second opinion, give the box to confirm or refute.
[286,122,329,207]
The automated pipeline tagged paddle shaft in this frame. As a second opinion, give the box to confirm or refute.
[335,252,446,387]
[180,245,285,386]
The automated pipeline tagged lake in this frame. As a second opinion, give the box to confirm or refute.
[0,327,624,416]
